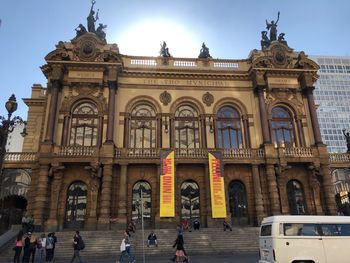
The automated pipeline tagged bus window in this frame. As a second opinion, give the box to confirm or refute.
[337,224,350,236]
[284,223,319,236]
[261,224,272,236]
[321,224,339,236]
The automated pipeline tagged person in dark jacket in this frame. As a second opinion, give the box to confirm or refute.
[22,233,31,263]
[69,231,84,263]
[147,231,158,247]
[173,233,189,263]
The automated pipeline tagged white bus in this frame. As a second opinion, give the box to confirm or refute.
[259,215,350,263]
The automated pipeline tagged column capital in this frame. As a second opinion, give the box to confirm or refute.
[254,85,266,94]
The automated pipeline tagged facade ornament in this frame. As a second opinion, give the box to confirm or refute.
[278,33,288,46]
[96,23,107,42]
[75,24,87,38]
[198,42,212,59]
[160,41,171,57]
[202,92,214,107]
[159,91,172,106]
[266,11,280,41]
[260,31,270,50]
[85,162,102,179]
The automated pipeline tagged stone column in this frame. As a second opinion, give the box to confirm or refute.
[200,116,207,148]
[98,164,113,229]
[255,86,271,143]
[320,164,337,215]
[61,114,70,146]
[242,115,251,148]
[304,87,323,144]
[34,165,50,229]
[296,117,305,147]
[266,164,280,215]
[45,79,61,143]
[251,164,265,225]
[117,163,128,225]
[46,165,64,231]
[123,114,130,148]
[106,81,117,143]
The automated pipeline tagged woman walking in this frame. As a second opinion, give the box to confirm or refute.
[119,231,136,263]
[13,230,24,263]
[173,233,189,263]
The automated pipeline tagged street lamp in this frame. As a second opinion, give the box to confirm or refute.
[0,94,26,212]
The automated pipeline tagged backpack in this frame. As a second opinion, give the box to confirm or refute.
[46,237,54,249]
[78,237,85,250]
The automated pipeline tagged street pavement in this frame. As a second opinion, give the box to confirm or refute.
[52,253,259,263]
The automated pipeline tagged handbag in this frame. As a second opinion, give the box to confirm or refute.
[120,238,126,252]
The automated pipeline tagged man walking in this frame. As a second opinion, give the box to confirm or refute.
[70,231,84,263]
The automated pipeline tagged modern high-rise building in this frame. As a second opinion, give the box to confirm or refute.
[311,56,350,153]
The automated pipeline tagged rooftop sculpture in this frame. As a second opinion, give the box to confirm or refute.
[198,42,212,59]
[260,11,287,49]
[74,0,107,42]
[160,41,171,57]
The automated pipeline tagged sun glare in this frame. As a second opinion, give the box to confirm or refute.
[116,19,200,58]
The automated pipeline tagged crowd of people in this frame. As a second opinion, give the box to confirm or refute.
[11,218,234,262]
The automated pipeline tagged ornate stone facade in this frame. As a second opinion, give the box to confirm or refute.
[9,31,343,231]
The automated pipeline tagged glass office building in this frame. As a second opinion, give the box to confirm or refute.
[311,56,350,153]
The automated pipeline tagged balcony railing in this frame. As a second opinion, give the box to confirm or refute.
[329,153,350,163]
[175,148,208,158]
[127,148,159,158]
[57,146,98,156]
[4,152,37,162]
[283,147,313,158]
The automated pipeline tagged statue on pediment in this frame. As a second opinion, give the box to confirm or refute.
[87,0,99,33]
[160,41,171,57]
[198,42,212,59]
[342,129,350,153]
[75,24,87,38]
[278,33,287,46]
[96,23,107,42]
[266,11,280,41]
[260,31,270,50]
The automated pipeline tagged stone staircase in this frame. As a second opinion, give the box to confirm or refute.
[0,227,259,262]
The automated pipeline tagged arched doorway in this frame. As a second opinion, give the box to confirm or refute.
[0,195,27,234]
[228,180,248,225]
[287,180,307,215]
[181,181,200,222]
[132,181,151,227]
[64,182,87,229]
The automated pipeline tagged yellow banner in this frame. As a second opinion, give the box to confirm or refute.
[208,152,227,218]
[160,151,175,217]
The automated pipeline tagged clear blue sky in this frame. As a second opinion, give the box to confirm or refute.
[0,0,349,118]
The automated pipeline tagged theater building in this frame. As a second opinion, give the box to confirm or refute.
[16,17,340,231]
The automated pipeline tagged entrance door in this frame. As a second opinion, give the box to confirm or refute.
[64,182,87,229]
[132,181,151,228]
[181,181,200,223]
[228,180,248,225]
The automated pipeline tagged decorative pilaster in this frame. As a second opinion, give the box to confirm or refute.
[98,164,113,229]
[252,164,265,225]
[117,163,128,225]
[46,164,65,231]
[34,165,50,228]
[255,86,271,143]
[242,115,251,148]
[296,117,305,147]
[61,114,70,146]
[200,115,207,148]
[320,164,337,215]
[106,81,117,143]
[266,164,280,215]
[45,79,61,143]
[303,87,323,144]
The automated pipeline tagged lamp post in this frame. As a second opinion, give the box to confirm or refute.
[0,94,26,213]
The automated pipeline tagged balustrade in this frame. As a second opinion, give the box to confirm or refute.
[329,153,350,163]
[58,146,97,156]
[283,147,313,157]
[4,152,37,162]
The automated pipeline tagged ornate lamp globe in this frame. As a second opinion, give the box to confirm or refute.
[5,94,17,114]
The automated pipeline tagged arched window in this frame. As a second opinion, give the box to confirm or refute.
[175,105,200,149]
[216,106,243,148]
[228,180,249,225]
[132,181,152,226]
[271,106,295,147]
[129,104,157,148]
[65,182,87,229]
[181,181,200,220]
[70,102,99,146]
[287,180,307,215]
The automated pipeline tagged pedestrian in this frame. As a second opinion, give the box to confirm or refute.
[69,230,84,263]
[13,230,24,263]
[223,220,232,231]
[45,233,54,263]
[147,231,158,247]
[119,231,136,263]
[22,233,31,263]
[28,233,37,263]
[193,219,200,230]
[172,233,189,263]
[51,232,57,261]
[37,233,46,262]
